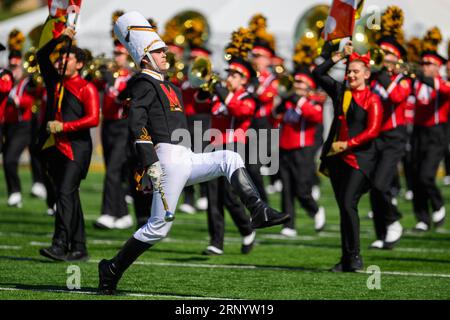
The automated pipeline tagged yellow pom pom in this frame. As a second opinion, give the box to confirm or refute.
[8,29,25,52]
[423,27,442,52]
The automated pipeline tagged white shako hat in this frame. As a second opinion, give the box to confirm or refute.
[114,11,167,69]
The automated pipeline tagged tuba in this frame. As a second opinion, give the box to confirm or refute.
[188,56,221,93]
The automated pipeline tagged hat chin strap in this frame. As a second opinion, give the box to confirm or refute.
[145,52,161,73]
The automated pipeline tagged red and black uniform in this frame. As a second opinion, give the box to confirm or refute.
[37,35,100,253]
[3,76,35,196]
[274,93,323,230]
[180,79,211,208]
[250,68,277,201]
[0,68,13,153]
[369,70,411,241]
[205,85,255,250]
[412,73,450,226]
[313,57,382,267]
[100,67,132,220]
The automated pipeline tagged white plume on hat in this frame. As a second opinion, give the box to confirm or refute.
[114,11,167,66]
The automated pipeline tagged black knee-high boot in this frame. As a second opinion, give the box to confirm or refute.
[98,237,151,294]
[230,168,290,229]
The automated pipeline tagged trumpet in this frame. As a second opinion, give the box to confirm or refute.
[277,74,294,99]
[188,56,221,93]
[395,60,419,79]
[369,47,385,72]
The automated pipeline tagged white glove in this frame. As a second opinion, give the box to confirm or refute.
[146,161,163,191]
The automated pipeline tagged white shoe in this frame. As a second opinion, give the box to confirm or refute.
[195,197,208,211]
[31,183,47,200]
[414,221,429,232]
[444,176,450,186]
[260,166,270,176]
[404,190,413,201]
[125,195,134,205]
[312,185,321,201]
[114,215,134,229]
[7,192,22,208]
[203,245,223,255]
[94,214,116,229]
[274,180,283,192]
[179,203,196,214]
[242,231,256,246]
[432,206,446,227]
[370,240,384,249]
[391,197,398,206]
[265,184,277,195]
[314,206,326,232]
[280,227,297,237]
[47,208,55,216]
[385,221,403,244]
[367,211,374,219]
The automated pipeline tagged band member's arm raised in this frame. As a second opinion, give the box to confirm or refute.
[62,83,100,132]
[37,34,70,86]
[347,94,383,148]
[312,57,343,99]
[128,79,159,168]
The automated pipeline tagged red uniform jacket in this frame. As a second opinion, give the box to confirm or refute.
[102,68,131,120]
[279,96,323,150]
[181,80,211,116]
[4,77,35,124]
[414,77,450,127]
[371,74,411,132]
[255,69,278,118]
[210,87,256,146]
[0,69,14,124]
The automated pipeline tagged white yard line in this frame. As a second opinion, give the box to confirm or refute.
[0,286,231,300]
[87,259,450,279]
[0,245,21,250]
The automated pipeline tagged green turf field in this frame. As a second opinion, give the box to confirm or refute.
[0,167,449,300]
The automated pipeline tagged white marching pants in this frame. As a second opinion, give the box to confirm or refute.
[134,143,245,244]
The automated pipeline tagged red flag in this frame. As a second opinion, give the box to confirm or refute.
[48,0,82,18]
[323,0,358,41]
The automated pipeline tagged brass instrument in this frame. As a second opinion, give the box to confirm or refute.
[277,74,294,99]
[188,56,221,93]
[166,50,185,81]
[82,53,117,82]
[369,47,385,71]
[396,60,419,79]
[23,47,43,86]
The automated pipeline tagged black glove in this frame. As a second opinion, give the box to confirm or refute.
[196,87,212,101]
[213,82,229,103]
[101,67,115,87]
[377,68,392,89]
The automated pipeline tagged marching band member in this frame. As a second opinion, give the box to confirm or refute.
[37,27,100,262]
[273,66,325,237]
[313,41,382,272]
[368,7,411,249]
[95,10,134,230]
[411,27,450,231]
[98,13,289,294]
[200,29,259,255]
[178,45,212,215]
[0,42,13,156]
[2,30,35,208]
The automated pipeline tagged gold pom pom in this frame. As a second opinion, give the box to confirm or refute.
[249,13,275,52]
[225,27,255,60]
[406,37,422,64]
[422,27,442,52]
[8,29,25,52]
[293,35,319,67]
[381,6,404,44]
[111,10,125,40]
